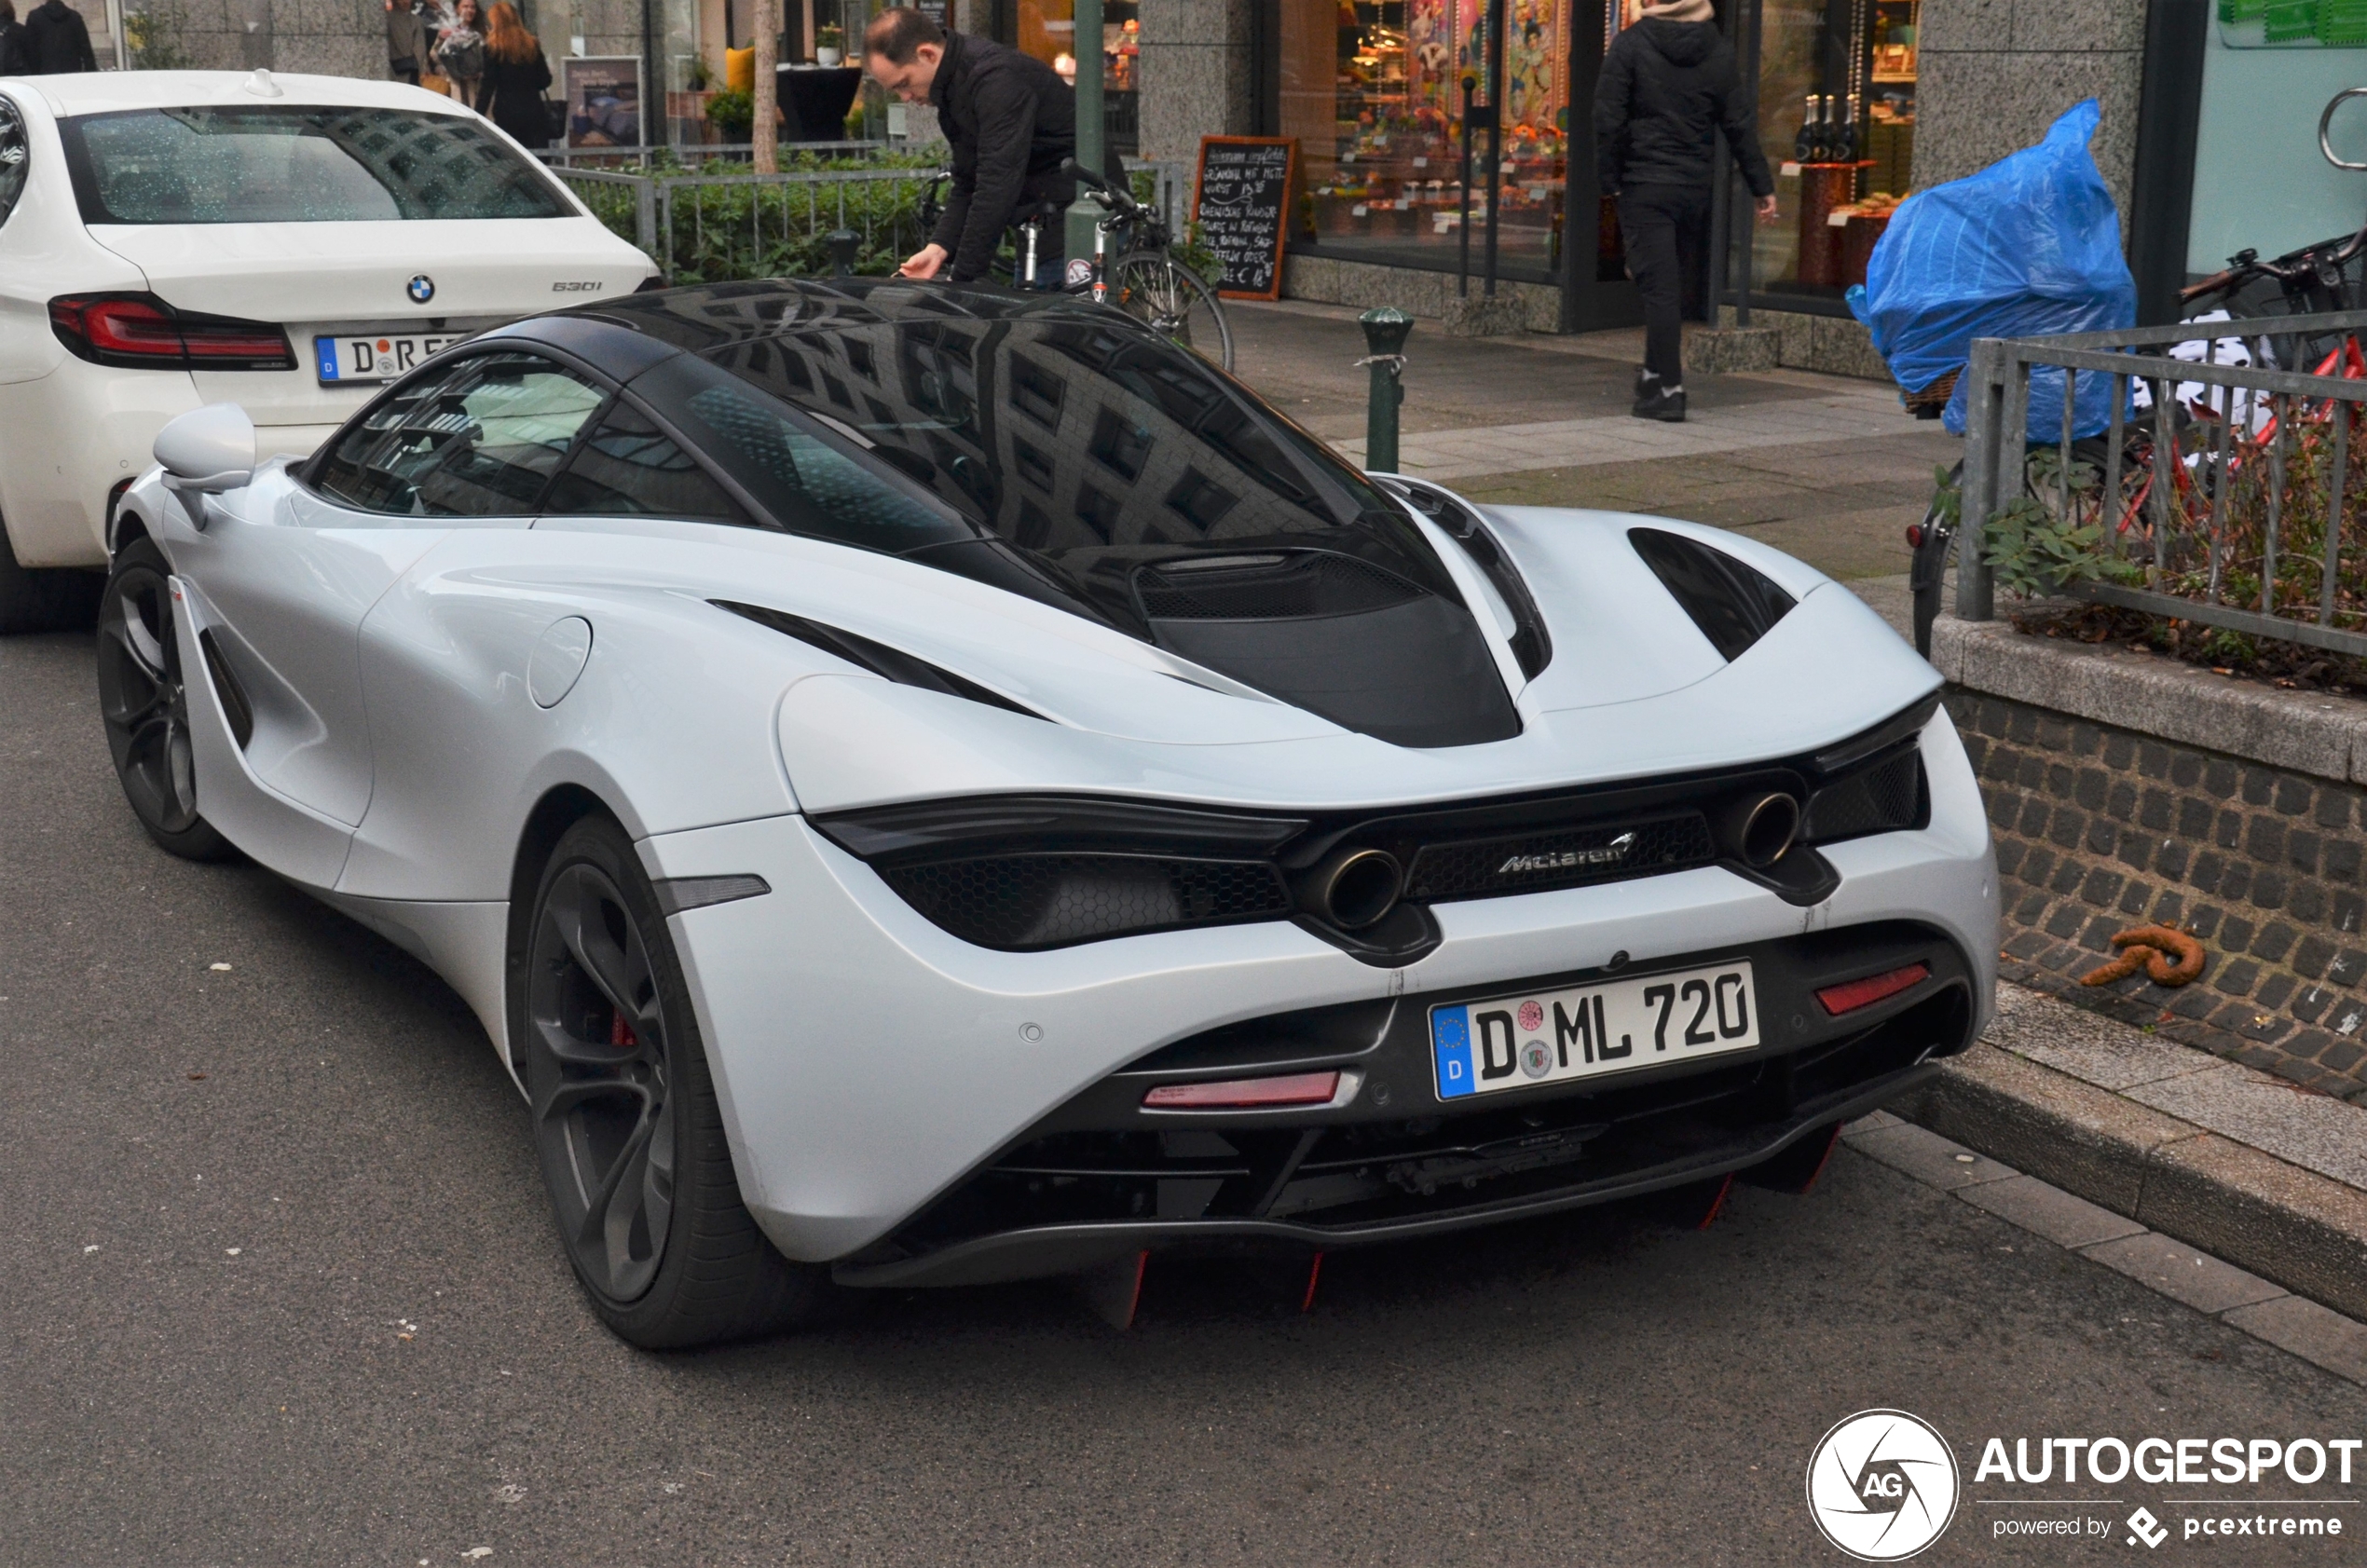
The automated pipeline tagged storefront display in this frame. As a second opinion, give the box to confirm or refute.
[1279,0,1569,278]
[1744,0,1916,306]
[996,0,1139,154]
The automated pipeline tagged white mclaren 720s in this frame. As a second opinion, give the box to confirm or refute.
[97,279,1998,1347]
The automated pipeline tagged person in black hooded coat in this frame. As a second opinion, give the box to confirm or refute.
[1594,0,1775,422]
[0,1,34,75]
[22,0,93,73]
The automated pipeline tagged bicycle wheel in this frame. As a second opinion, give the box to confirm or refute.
[1107,252,1234,373]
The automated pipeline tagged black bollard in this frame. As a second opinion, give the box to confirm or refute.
[1357,307,1413,475]
[828,229,859,278]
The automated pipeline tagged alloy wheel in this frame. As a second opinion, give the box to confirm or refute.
[97,560,202,834]
[527,860,678,1303]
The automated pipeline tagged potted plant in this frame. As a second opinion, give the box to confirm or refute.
[815,21,844,66]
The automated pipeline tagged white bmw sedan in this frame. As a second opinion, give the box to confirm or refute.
[0,68,655,629]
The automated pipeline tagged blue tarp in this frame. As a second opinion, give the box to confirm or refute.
[1846,100,2135,441]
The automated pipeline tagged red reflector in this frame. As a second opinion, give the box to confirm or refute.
[1904,524,1923,548]
[1815,961,1931,1016]
[1142,1070,1340,1111]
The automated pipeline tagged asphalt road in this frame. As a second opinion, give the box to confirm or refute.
[5,628,2363,1568]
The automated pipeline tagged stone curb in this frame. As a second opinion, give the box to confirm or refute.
[1931,613,2367,784]
[1844,1112,2367,1385]
[1895,1043,2367,1321]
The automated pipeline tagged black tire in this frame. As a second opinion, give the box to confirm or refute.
[1,520,103,634]
[95,536,238,861]
[518,812,840,1349]
[1108,251,1235,373]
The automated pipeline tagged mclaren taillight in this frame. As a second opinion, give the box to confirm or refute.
[1142,1071,1341,1111]
[1815,962,1930,1017]
[49,293,295,372]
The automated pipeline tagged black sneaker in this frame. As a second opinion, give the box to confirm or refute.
[1632,384,1687,422]
[1635,365,1660,399]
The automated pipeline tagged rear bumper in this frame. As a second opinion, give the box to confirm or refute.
[831,927,1976,1288]
[643,714,1998,1271]
[831,1058,1940,1288]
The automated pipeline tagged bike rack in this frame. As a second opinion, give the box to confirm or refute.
[2320,87,2367,171]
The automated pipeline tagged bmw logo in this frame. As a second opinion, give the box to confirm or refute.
[406,275,435,305]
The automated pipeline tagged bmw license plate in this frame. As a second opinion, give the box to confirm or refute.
[1430,961,1759,1100]
[313,332,466,385]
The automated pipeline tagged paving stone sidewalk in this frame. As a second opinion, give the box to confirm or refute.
[1229,298,1955,598]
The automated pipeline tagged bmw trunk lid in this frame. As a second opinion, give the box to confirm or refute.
[87,218,650,428]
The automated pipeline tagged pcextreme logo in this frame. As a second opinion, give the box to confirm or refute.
[1807,1409,1963,1561]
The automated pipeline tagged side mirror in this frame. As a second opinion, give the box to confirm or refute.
[155,403,255,496]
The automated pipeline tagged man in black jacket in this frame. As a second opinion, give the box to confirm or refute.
[1594,0,1774,422]
[865,8,1077,286]
[23,0,94,73]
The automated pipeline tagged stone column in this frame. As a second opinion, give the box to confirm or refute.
[1916,0,2148,214]
[1135,0,1252,164]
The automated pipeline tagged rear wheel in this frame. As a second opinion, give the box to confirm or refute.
[95,536,235,861]
[1109,252,1235,373]
[520,813,839,1348]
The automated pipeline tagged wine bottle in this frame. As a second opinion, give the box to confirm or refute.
[1833,99,1855,162]
[1795,93,1818,163]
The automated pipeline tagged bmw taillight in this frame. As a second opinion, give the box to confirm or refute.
[49,293,295,372]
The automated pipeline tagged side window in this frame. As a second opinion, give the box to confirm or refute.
[0,97,29,229]
[542,398,749,523]
[307,352,607,517]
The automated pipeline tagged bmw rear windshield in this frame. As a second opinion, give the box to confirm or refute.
[58,106,570,225]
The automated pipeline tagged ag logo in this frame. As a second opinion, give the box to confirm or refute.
[1805,1409,1960,1561]
[406,274,435,304]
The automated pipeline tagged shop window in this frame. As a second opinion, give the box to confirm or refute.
[1745,0,1915,303]
[997,0,1141,156]
[1279,0,1570,279]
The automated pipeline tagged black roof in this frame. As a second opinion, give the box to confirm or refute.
[516,277,1130,359]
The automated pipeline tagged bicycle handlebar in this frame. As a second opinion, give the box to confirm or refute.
[1059,157,1144,219]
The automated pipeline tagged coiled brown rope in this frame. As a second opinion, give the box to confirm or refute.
[2079,924,2205,988]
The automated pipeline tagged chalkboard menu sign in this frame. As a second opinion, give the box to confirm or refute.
[1193,136,1296,301]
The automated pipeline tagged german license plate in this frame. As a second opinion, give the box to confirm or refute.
[313,332,466,385]
[1430,961,1759,1100]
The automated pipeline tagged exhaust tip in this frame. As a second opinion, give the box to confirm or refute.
[1725,792,1801,867]
[1306,847,1404,930]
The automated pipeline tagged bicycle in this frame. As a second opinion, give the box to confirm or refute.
[910,163,1234,373]
[1905,91,2367,653]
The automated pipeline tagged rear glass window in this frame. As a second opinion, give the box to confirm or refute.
[59,105,569,225]
[686,305,1447,624]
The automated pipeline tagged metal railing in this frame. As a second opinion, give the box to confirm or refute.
[1956,310,2367,658]
[536,141,890,169]
[548,157,1195,288]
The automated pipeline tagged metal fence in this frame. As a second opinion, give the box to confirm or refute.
[1956,309,2367,658]
[546,157,1195,289]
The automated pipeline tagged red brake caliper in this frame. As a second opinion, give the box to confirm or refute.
[609,1012,637,1048]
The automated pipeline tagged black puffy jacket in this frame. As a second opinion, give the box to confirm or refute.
[926,30,1082,281]
[1594,19,1772,199]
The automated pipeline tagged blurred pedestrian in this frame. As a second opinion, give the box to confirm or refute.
[435,0,486,107]
[477,2,553,149]
[23,0,93,73]
[1594,0,1775,423]
[384,0,427,85]
[0,1,33,75]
